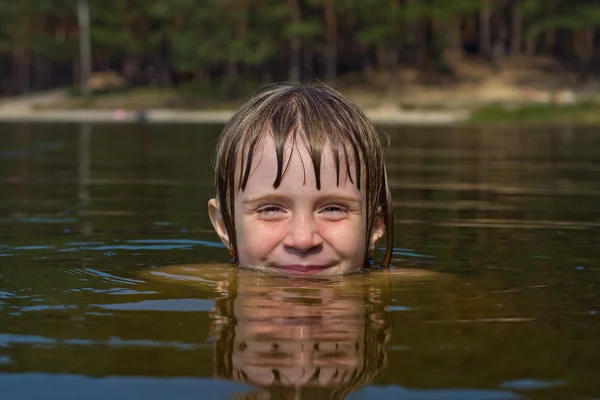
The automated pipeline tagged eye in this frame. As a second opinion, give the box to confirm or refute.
[320,205,349,220]
[323,206,345,213]
[257,205,286,220]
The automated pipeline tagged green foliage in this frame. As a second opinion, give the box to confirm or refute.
[421,0,480,18]
[525,0,600,41]
[4,0,600,93]
[0,0,76,59]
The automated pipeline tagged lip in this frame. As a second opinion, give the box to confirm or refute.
[275,264,333,276]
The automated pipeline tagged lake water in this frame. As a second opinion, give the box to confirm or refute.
[0,123,599,400]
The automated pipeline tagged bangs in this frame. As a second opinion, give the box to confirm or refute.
[236,88,366,192]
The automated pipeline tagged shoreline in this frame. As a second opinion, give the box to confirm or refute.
[0,108,469,125]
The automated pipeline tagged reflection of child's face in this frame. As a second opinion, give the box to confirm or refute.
[211,135,384,276]
[232,284,366,387]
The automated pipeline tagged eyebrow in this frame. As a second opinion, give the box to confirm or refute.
[242,193,362,207]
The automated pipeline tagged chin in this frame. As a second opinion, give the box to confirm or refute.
[239,262,357,277]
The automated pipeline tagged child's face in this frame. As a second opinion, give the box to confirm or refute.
[209,135,384,276]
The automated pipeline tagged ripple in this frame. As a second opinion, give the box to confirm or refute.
[10,245,54,251]
[59,244,194,252]
[19,305,79,312]
[349,385,522,399]
[393,249,435,258]
[0,333,200,350]
[387,305,411,311]
[0,217,78,224]
[67,268,144,285]
[92,299,214,312]
[107,289,159,296]
[148,271,213,284]
[126,239,225,248]
[0,150,29,159]
[0,373,253,400]
[499,379,566,390]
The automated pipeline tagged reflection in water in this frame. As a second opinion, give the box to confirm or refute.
[78,123,93,235]
[209,270,392,400]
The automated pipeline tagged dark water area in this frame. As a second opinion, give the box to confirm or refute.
[0,122,599,400]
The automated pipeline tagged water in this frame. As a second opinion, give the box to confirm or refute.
[1,123,599,400]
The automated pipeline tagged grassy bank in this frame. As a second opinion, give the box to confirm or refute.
[469,101,600,124]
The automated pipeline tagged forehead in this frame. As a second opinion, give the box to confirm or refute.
[235,134,363,195]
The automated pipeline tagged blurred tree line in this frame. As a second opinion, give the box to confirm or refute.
[2,0,600,97]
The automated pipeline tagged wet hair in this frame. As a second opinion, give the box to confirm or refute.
[213,82,394,267]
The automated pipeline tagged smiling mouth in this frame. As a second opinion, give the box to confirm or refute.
[275,264,333,275]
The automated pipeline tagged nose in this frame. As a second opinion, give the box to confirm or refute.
[283,212,323,254]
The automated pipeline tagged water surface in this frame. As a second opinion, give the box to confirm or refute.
[1,123,599,399]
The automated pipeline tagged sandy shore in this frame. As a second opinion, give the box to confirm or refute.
[0,88,470,125]
[0,107,469,125]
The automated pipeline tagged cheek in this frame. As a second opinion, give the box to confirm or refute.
[236,220,285,257]
[321,220,366,253]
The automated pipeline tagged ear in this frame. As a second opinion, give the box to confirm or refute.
[208,198,231,250]
[369,215,385,251]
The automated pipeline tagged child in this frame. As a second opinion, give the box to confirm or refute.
[208,82,394,276]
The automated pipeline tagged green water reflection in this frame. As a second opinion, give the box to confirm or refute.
[0,123,599,400]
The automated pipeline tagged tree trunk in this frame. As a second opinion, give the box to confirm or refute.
[122,56,140,85]
[220,0,247,95]
[450,15,462,56]
[376,44,386,70]
[77,0,92,98]
[387,0,401,96]
[193,66,207,85]
[510,0,522,54]
[415,18,427,68]
[408,0,426,67]
[220,57,239,98]
[491,9,507,70]
[525,34,536,55]
[17,52,32,94]
[362,47,375,82]
[480,0,492,57]
[288,0,301,82]
[544,29,556,55]
[441,16,463,72]
[73,57,80,87]
[323,0,337,86]
[573,28,595,81]
[386,47,399,96]
[303,44,315,78]
[261,60,273,84]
